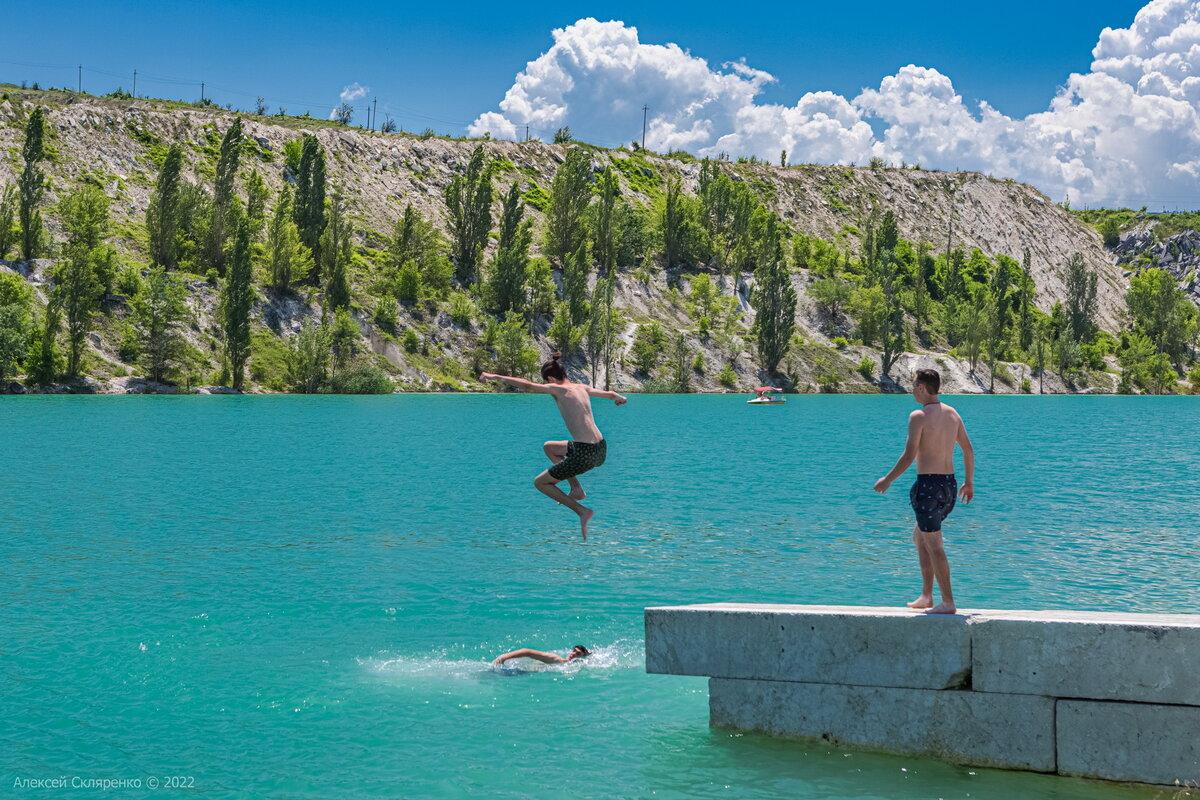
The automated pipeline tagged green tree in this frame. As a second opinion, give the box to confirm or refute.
[1099,216,1121,248]
[19,107,48,261]
[387,204,450,299]
[328,308,360,370]
[26,303,62,385]
[913,242,931,342]
[0,272,33,382]
[669,332,691,393]
[394,260,421,305]
[591,167,619,275]
[962,284,988,371]
[322,192,353,311]
[812,277,851,330]
[266,186,311,291]
[133,266,190,383]
[850,285,886,346]
[487,183,531,317]
[630,321,667,374]
[985,255,1016,392]
[222,219,254,390]
[544,147,592,267]
[877,248,908,379]
[444,145,493,285]
[0,184,20,259]
[205,118,244,275]
[491,312,538,377]
[147,144,184,269]
[1064,252,1097,344]
[561,240,591,326]
[293,134,327,283]
[54,185,113,377]
[659,174,709,275]
[286,322,331,393]
[547,300,582,356]
[584,274,618,386]
[751,216,796,374]
[1127,267,1197,367]
[527,257,557,317]
[698,161,758,287]
[245,169,270,240]
[1017,248,1035,352]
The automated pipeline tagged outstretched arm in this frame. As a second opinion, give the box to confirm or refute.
[956,419,975,502]
[874,412,922,493]
[479,372,555,394]
[492,648,566,666]
[586,387,628,405]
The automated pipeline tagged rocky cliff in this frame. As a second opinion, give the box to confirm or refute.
[0,88,1128,394]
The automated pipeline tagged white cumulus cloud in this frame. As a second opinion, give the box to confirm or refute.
[469,3,1200,207]
[330,82,369,119]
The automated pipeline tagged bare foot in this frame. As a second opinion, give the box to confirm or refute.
[925,602,957,615]
[906,595,933,609]
[576,506,593,541]
[568,485,587,501]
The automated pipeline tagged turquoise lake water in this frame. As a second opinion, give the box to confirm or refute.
[2,394,1197,799]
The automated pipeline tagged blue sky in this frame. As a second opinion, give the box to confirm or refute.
[5,0,1197,208]
[3,1,1147,129]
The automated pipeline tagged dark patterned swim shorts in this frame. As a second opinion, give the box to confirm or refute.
[910,474,957,533]
[549,439,607,481]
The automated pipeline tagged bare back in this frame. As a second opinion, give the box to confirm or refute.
[551,383,603,443]
[912,402,963,474]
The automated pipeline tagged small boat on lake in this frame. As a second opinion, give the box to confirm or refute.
[747,386,785,405]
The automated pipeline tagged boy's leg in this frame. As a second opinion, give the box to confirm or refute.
[906,526,934,609]
[543,441,584,499]
[534,469,593,541]
[920,529,956,614]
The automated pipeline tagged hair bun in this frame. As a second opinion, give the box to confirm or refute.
[551,351,562,361]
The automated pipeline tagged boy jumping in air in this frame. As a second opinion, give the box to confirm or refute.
[481,353,627,540]
[874,368,975,614]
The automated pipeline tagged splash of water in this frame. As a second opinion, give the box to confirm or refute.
[359,640,642,682]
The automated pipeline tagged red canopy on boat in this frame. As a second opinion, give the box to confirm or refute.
[753,386,783,393]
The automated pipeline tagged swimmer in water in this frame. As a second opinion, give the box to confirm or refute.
[492,645,591,666]
[481,352,627,540]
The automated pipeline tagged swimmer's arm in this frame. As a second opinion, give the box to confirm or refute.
[874,412,922,492]
[479,373,558,394]
[492,648,566,665]
[586,387,627,405]
[956,418,975,502]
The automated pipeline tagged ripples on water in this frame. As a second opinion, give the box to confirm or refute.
[1,394,1195,798]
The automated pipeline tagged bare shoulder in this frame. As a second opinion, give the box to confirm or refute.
[908,408,926,423]
[942,403,964,423]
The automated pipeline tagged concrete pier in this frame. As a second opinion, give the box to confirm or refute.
[645,604,1200,787]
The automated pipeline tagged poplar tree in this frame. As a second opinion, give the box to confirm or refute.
[0,185,18,259]
[0,272,33,382]
[133,266,190,383]
[27,302,62,386]
[1017,248,1035,352]
[878,248,907,379]
[986,256,1015,391]
[267,186,310,291]
[544,147,592,266]
[591,167,619,275]
[487,183,531,317]
[322,192,352,311]
[1064,252,1097,343]
[205,118,244,274]
[147,145,184,269]
[19,107,48,261]
[245,169,269,240]
[293,134,327,283]
[54,185,113,378]
[584,275,616,386]
[444,145,492,285]
[750,216,796,374]
[562,240,591,326]
[222,218,253,391]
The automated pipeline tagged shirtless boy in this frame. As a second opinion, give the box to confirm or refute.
[492,645,590,667]
[873,368,975,614]
[480,353,627,540]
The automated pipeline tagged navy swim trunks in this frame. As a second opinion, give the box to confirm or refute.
[549,439,607,481]
[910,474,957,533]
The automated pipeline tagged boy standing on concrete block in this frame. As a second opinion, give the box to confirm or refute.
[873,368,975,614]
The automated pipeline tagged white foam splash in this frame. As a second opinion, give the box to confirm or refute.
[359,640,642,682]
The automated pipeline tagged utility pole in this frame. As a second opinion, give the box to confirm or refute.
[641,105,648,150]
[132,69,137,98]
[372,98,378,132]
[525,124,529,142]
[201,82,205,102]
[77,65,82,93]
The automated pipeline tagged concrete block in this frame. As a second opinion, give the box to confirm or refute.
[709,678,1056,772]
[1058,700,1200,786]
[971,609,1200,704]
[645,604,970,690]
